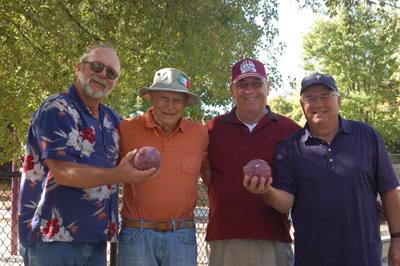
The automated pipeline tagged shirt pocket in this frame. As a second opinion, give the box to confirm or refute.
[181,152,202,175]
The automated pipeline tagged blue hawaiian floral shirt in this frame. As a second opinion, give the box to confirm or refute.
[18,85,120,245]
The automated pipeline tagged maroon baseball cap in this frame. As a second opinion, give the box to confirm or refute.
[231,58,267,83]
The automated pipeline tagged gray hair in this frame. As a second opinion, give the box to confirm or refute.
[80,43,117,62]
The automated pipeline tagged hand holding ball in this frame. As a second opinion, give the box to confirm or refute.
[243,159,271,180]
[131,146,161,170]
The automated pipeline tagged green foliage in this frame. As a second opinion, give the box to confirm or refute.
[297,0,400,16]
[340,91,400,152]
[0,0,280,164]
[302,4,400,152]
[269,95,306,126]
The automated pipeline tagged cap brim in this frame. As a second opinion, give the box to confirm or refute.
[140,87,200,106]
[232,73,266,83]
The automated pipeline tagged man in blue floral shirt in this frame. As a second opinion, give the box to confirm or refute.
[18,43,157,266]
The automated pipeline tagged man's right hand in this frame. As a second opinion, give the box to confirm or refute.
[243,175,294,214]
[243,175,273,195]
[117,150,159,183]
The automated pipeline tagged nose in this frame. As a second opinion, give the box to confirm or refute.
[95,67,108,79]
[242,85,256,93]
[167,100,173,108]
[163,98,175,109]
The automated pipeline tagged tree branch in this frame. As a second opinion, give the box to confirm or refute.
[58,0,103,42]
[7,20,45,53]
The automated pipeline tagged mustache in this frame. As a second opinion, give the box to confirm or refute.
[89,76,107,87]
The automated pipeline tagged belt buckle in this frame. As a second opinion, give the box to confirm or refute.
[154,221,170,232]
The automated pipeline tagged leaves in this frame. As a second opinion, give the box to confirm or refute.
[0,0,280,164]
[302,4,400,152]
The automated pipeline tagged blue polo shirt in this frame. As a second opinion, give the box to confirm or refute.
[18,85,121,245]
[274,116,398,266]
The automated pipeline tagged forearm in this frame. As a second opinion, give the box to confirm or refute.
[261,187,294,214]
[46,151,157,188]
[382,188,400,234]
[385,188,400,266]
[243,176,294,213]
[47,159,122,188]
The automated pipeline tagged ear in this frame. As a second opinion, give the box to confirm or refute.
[265,80,271,95]
[76,62,82,74]
[147,92,155,102]
[300,99,305,112]
[230,84,234,95]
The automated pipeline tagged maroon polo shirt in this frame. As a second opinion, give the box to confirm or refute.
[206,106,300,242]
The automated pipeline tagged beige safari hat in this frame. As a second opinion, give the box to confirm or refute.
[140,68,200,106]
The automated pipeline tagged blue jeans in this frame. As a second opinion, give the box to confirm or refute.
[117,227,197,266]
[27,240,107,266]
[19,243,30,266]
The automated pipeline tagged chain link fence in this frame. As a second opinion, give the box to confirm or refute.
[0,172,21,266]
[4,156,398,265]
[0,172,209,266]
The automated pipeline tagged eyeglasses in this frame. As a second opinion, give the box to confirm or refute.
[234,80,264,90]
[301,93,337,104]
[81,61,119,80]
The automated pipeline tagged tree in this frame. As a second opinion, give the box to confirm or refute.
[269,96,305,125]
[297,0,399,16]
[0,0,281,164]
[302,5,400,152]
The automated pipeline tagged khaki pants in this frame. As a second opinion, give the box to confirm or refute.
[208,239,293,266]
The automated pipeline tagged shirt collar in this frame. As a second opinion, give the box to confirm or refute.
[339,116,351,134]
[302,115,351,143]
[68,84,104,115]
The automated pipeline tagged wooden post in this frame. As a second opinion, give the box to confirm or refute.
[11,160,20,255]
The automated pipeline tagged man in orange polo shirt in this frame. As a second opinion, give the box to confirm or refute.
[117,68,208,266]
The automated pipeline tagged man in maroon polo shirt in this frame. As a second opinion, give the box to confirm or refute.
[203,58,301,266]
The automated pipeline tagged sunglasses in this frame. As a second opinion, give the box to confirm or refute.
[81,61,119,80]
[301,92,338,104]
[234,80,264,90]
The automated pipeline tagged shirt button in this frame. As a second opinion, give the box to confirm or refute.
[328,148,331,152]
[329,158,333,162]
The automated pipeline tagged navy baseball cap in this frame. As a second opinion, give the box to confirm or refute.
[300,73,338,94]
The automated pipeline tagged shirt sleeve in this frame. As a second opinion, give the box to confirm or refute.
[273,140,297,196]
[32,98,81,162]
[371,126,399,192]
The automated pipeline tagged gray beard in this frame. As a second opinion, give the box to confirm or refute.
[83,83,110,99]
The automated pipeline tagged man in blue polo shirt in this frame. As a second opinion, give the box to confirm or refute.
[243,73,400,265]
[18,43,157,266]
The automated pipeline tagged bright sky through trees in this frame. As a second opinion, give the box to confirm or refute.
[261,0,317,97]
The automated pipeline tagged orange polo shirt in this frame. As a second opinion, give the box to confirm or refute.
[119,108,208,220]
